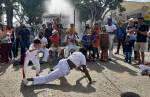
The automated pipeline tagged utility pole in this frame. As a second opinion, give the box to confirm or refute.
[74,9,75,25]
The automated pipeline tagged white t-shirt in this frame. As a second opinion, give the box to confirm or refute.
[67,52,86,67]
[40,37,48,46]
[105,24,117,33]
[35,36,48,46]
[64,34,78,45]
[26,43,39,58]
[29,44,36,51]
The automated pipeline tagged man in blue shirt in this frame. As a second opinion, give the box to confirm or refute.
[19,25,30,64]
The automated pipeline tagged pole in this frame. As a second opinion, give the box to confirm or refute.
[74,9,75,25]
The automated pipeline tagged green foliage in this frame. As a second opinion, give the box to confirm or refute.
[20,0,45,24]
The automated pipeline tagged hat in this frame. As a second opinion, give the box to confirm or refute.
[52,30,58,35]
[128,18,134,22]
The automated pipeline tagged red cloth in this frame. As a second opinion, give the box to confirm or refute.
[50,34,60,46]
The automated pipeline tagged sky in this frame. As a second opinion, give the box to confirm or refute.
[125,0,150,2]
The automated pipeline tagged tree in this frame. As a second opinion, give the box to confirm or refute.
[72,0,124,24]
[20,0,45,25]
[0,0,4,23]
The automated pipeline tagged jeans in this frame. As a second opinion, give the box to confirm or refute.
[20,40,30,64]
[125,52,132,62]
[15,38,20,58]
[116,39,125,53]
[9,41,17,59]
[92,47,99,59]
[20,40,30,54]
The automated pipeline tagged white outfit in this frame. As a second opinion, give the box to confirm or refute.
[139,64,150,71]
[64,34,78,58]
[105,24,117,59]
[35,37,49,62]
[32,52,86,85]
[24,44,40,77]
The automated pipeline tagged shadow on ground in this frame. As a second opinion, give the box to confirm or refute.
[0,63,10,76]
[20,76,96,97]
[87,55,138,76]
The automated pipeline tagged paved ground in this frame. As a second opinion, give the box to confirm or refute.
[0,50,150,97]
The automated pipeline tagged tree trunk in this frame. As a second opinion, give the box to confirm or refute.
[102,9,111,21]
[6,1,13,27]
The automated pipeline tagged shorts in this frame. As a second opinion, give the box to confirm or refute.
[134,42,146,52]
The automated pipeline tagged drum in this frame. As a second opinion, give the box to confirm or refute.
[100,33,109,61]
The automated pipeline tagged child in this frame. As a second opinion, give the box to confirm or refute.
[23,39,41,79]
[81,32,91,59]
[124,36,132,63]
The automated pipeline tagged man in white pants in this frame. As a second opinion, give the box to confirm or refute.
[105,18,117,60]
[23,39,41,79]
[23,48,92,85]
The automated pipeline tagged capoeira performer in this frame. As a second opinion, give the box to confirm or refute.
[37,32,49,63]
[23,39,41,79]
[22,48,92,86]
[139,64,150,77]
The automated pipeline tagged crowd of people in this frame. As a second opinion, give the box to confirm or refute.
[0,17,150,79]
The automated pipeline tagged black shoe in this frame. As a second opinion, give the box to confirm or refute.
[108,58,112,61]
[115,52,119,54]
[128,60,131,64]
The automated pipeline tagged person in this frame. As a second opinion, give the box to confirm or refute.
[64,24,78,58]
[0,25,12,64]
[45,23,53,48]
[139,64,150,77]
[126,18,137,59]
[49,30,61,63]
[23,39,41,79]
[91,23,101,59]
[9,26,16,61]
[115,21,126,54]
[36,32,49,63]
[134,17,149,64]
[22,48,92,86]
[105,18,117,60]
[14,25,21,60]
[124,36,132,63]
[41,24,47,35]
[121,92,140,97]
[19,25,31,64]
[81,25,92,59]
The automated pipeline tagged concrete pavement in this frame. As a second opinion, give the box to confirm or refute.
[0,51,150,97]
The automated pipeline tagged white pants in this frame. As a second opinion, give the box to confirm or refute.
[24,50,40,77]
[139,64,150,71]
[40,48,49,62]
[33,59,70,85]
[108,34,115,59]
[64,44,77,58]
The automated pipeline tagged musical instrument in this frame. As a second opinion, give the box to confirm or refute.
[100,33,109,61]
